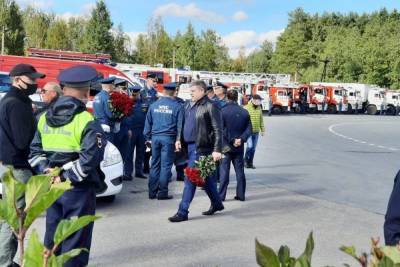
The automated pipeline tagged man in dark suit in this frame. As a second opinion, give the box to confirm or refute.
[219,90,252,201]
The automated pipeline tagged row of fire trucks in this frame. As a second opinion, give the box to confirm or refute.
[0,48,398,115]
[115,62,399,115]
[247,81,399,115]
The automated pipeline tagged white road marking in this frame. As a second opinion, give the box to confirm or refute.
[328,122,400,152]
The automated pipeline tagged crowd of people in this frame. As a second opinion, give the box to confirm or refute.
[0,63,267,266]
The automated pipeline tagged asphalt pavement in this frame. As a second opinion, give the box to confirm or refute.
[29,114,399,266]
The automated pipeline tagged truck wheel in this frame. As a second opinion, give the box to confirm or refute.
[308,107,317,113]
[386,105,396,116]
[347,104,353,114]
[366,105,377,115]
[327,104,337,114]
[272,106,282,114]
[294,106,302,113]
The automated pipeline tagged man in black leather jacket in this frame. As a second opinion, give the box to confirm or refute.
[169,80,224,222]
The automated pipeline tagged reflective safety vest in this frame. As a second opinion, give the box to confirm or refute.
[38,111,94,153]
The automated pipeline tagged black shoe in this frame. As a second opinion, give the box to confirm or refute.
[135,174,147,179]
[157,195,173,200]
[168,213,188,222]
[149,195,157,200]
[202,204,224,216]
[251,165,256,169]
[234,196,245,201]
[244,162,251,168]
[123,175,133,181]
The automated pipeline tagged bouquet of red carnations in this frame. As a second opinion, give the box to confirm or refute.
[184,155,216,187]
[109,91,134,119]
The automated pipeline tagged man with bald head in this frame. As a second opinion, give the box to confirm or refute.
[34,82,63,118]
[41,82,62,104]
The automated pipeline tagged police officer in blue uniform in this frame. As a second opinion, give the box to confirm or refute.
[219,89,252,201]
[93,76,116,142]
[143,82,184,200]
[112,79,131,179]
[120,85,148,180]
[142,73,159,174]
[214,81,228,109]
[29,65,106,267]
[207,84,218,101]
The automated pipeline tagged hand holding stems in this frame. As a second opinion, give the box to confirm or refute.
[175,141,181,152]
[212,152,222,161]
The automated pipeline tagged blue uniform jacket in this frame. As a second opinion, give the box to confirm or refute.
[221,102,252,153]
[93,90,114,128]
[121,97,147,130]
[141,86,158,105]
[143,97,184,141]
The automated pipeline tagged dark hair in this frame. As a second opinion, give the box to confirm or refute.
[227,89,238,102]
[190,80,207,92]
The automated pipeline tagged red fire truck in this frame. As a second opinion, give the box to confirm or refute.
[0,49,133,89]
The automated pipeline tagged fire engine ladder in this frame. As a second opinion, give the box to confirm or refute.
[27,48,111,62]
[193,71,291,85]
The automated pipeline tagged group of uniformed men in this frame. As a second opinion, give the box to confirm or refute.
[0,62,264,266]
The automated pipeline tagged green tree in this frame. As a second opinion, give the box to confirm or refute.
[231,46,247,72]
[67,17,88,52]
[82,0,114,55]
[175,22,197,69]
[45,19,70,50]
[23,7,52,49]
[135,33,148,64]
[0,0,25,55]
[195,29,224,71]
[113,23,133,63]
[246,40,273,73]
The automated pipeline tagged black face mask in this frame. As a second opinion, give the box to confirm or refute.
[19,79,38,96]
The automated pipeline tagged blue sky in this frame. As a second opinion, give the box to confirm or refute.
[16,0,400,57]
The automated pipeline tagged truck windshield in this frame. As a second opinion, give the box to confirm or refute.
[278,91,287,96]
[314,88,324,94]
[334,90,343,96]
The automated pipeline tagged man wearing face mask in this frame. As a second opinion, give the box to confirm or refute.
[244,94,265,169]
[0,64,45,266]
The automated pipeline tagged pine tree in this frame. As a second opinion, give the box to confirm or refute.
[82,0,114,56]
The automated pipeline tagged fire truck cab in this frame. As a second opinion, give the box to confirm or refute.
[253,81,290,114]
[325,86,348,113]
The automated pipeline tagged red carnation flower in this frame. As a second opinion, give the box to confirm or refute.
[184,167,206,187]
[109,92,134,119]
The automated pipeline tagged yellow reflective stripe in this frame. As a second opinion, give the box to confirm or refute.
[39,111,94,153]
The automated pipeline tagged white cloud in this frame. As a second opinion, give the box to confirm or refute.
[222,29,284,58]
[57,2,95,21]
[232,11,248,22]
[153,3,225,23]
[16,0,54,10]
[82,2,95,14]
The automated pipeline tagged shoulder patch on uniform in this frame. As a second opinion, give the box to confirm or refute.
[96,133,103,148]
